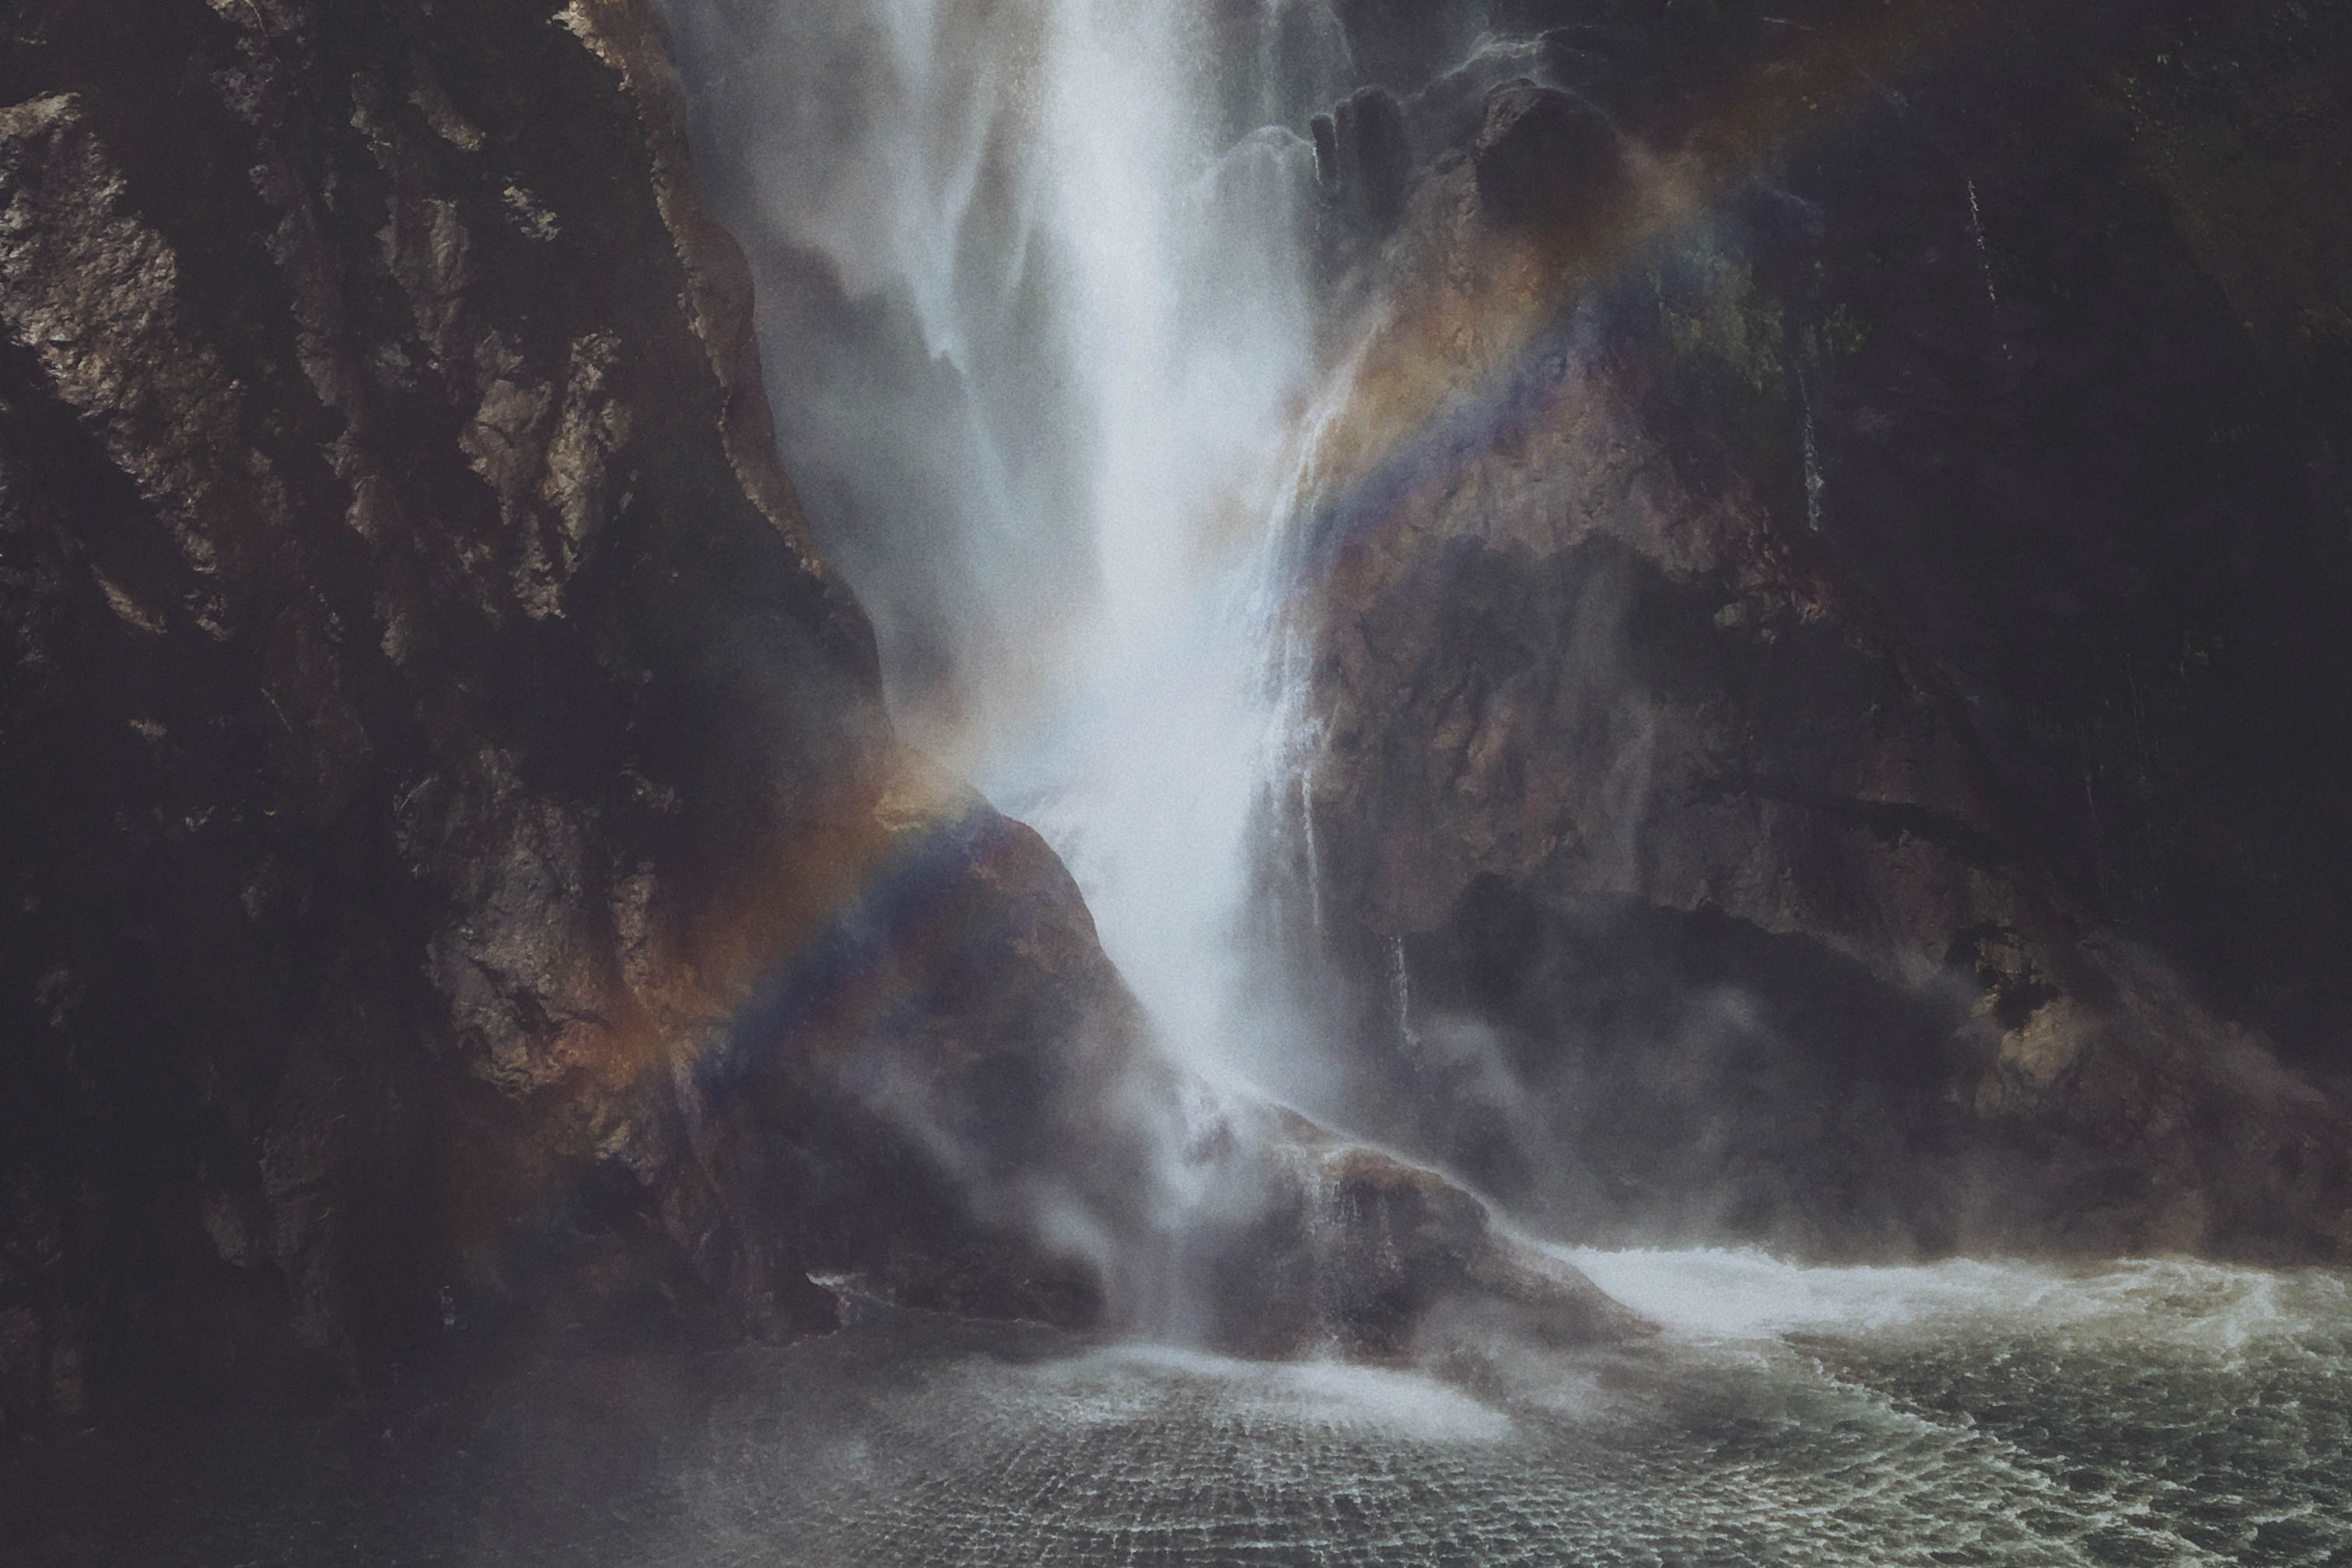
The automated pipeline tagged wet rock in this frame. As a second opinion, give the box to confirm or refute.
[1177,1107,1646,1360]
[0,0,1123,1433]
[1279,0,2352,1262]
[1302,1143,1644,1358]
[1315,85,1414,234]
[1471,81,1629,233]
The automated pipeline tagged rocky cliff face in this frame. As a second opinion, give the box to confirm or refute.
[0,0,1160,1438]
[1279,0,2352,1258]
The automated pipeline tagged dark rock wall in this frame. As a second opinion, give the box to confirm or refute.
[1280,0,2352,1257]
[0,0,1144,1440]
[0,0,1611,1446]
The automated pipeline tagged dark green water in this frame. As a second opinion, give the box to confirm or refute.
[8,1254,2347,1566]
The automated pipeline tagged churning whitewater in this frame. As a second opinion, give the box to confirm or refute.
[420,1252,2348,1566]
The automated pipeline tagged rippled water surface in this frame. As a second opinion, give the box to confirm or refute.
[12,1253,2349,1566]
[680,1255,2352,1568]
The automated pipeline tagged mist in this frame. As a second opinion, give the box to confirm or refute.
[663,0,1360,1108]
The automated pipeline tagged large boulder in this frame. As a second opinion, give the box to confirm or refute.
[1164,1104,1647,1359]
[0,0,1645,1444]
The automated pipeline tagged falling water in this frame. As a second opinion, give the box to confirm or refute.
[1297,757,1325,936]
[666,0,1345,1091]
[23,12,2350,1566]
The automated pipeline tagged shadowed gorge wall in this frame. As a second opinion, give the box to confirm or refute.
[0,0,1158,1437]
[1270,0,2352,1258]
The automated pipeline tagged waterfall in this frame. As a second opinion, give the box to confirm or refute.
[663,0,1348,1088]
[1298,758,1325,937]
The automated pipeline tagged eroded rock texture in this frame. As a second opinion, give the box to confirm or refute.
[0,0,1150,1438]
[1279,0,2352,1258]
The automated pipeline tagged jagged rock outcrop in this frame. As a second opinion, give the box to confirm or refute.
[0,0,1152,1438]
[0,0,886,1434]
[1469,82,1628,233]
[1314,85,1415,235]
[1277,0,2352,1258]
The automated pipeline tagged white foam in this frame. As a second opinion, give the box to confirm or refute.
[1556,1245,2343,1353]
[1033,1345,1515,1445]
